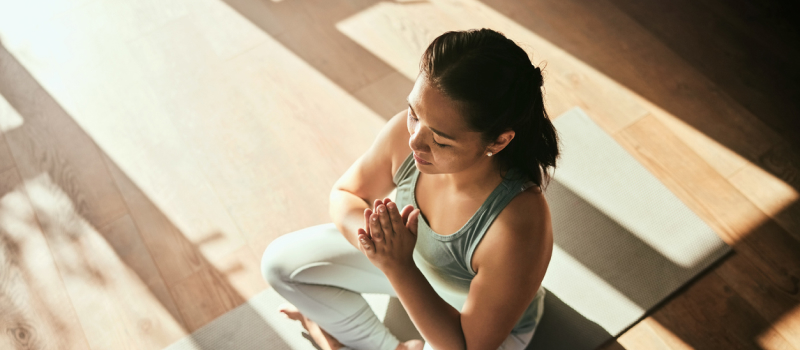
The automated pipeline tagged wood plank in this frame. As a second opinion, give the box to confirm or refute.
[0,167,91,350]
[617,114,800,347]
[168,261,246,332]
[40,207,187,349]
[222,0,397,95]
[715,252,800,347]
[728,141,800,243]
[607,0,800,152]
[158,37,386,255]
[96,212,189,341]
[481,0,780,177]
[185,0,270,61]
[649,271,793,350]
[352,71,415,119]
[696,0,800,65]
[44,13,249,278]
[598,340,630,350]
[332,0,771,181]
[620,116,775,240]
[10,147,188,350]
[103,145,256,332]
[618,318,694,350]
[0,42,128,231]
[103,149,207,287]
[0,32,196,349]
[618,114,800,290]
[616,115,756,242]
[209,244,270,301]
[0,132,15,174]
[0,93,22,173]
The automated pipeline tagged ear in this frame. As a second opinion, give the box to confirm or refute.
[486,129,515,154]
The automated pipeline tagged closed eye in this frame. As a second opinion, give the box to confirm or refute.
[409,114,449,148]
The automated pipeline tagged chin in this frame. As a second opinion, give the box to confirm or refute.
[415,164,435,173]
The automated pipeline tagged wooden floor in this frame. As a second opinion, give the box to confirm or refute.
[0,0,797,349]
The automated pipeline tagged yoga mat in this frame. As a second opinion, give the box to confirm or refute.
[163,289,419,350]
[528,107,730,349]
[163,107,730,350]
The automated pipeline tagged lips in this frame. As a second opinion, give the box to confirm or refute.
[413,153,431,164]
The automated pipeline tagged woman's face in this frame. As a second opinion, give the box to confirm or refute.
[406,75,489,174]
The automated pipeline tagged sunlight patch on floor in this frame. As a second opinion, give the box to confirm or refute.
[0,93,24,132]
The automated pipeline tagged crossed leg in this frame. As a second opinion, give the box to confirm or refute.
[261,222,423,350]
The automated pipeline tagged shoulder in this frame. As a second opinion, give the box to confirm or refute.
[460,184,553,346]
[473,184,553,275]
[490,182,551,245]
[385,110,413,182]
[501,183,549,234]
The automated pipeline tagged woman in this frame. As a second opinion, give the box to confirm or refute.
[261,28,559,350]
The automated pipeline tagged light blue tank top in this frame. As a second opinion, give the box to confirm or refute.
[392,151,546,334]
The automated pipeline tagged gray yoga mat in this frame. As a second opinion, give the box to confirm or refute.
[163,107,730,350]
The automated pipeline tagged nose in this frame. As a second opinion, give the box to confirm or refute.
[408,125,429,153]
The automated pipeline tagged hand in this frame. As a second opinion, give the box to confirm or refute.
[362,198,415,239]
[358,198,420,273]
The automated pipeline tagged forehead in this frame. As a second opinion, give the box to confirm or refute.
[407,77,469,137]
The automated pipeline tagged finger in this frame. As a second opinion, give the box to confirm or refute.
[384,198,398,213]
[407,209,420,237]
[377,204,394,241]
[370,211,383,242]
[364,208,373,237]
[373,199,382,211]
[357,230,374,255]
[386,202,405,237]
[401,205,414,224]
[357,228,367,254]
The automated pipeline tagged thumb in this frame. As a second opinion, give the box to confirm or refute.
[406,209,420,236]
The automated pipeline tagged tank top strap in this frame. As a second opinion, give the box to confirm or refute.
[393,151,416,185]
[463,167,533,275]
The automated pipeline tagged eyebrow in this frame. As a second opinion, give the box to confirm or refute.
[406,101,458,141]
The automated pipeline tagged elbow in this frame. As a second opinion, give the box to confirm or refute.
[328,189,342,218]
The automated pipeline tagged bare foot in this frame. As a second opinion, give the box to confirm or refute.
[279,303,424,350]
[395,339,425,350]
[277,302,305,322]
[278,303,345,350]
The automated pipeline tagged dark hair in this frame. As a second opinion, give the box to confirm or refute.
[420,28,560,190]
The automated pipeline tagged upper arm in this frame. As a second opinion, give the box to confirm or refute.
[331,109,412,204]
[460,194,553,349]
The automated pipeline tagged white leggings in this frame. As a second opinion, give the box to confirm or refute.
[260,223,536,350]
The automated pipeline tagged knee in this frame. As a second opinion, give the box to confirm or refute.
[260,234,296,287]
[261,223,340,288]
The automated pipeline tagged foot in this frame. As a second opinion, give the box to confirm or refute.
[395,339,425,350]
[278,303,345,350]
[277,302,304,322]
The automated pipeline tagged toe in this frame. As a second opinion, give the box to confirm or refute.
[277,302,303,320]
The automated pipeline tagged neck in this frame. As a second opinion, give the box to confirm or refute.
[437,157,509,195]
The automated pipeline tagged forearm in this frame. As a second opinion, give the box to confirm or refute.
[329,189,372,249]
[386,266,466,350]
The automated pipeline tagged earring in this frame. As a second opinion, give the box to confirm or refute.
[487,152,493,157]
